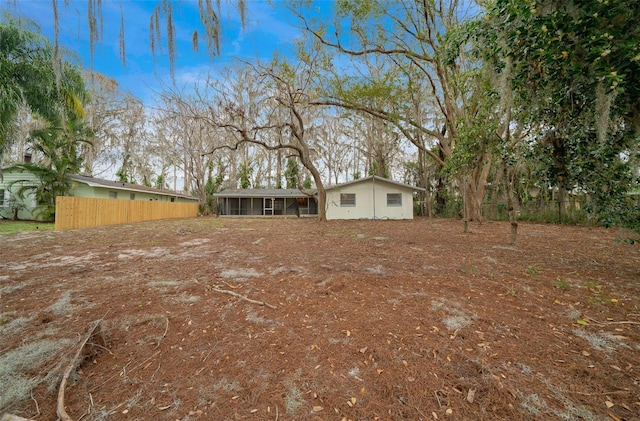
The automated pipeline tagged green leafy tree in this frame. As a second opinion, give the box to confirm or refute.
[12,118,92,220]
[238,162,252,189]
[115,166,129,183]
[1,14,87,162]
[285,157,300,188]
[297,0,492,221]
[303,173,312,189]
[477,0,640,226]
[155,174,166,189]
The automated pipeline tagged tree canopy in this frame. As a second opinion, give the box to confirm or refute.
[0,14,87,162]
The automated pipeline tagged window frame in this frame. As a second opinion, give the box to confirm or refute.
[340,193,356,207]
[386,193,402,207]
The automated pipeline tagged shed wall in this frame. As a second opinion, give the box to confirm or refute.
[326,179,415,220]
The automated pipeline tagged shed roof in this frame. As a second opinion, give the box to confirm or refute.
[214,188,317,198]
[326,175,426,192]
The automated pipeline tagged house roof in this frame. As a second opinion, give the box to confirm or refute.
[213,188,317,198]
[214,177,425,197]
[326,175,426,192]
[67,174,198,200]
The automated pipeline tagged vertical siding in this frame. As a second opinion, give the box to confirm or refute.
[55,196,199,230]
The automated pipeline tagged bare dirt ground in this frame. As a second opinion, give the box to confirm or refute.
[1,217,639,421]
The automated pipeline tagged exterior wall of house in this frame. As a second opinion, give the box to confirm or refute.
[0,169,40,220]
[1,169,197,221]
[68,182,194,203]
[325,179,415,220]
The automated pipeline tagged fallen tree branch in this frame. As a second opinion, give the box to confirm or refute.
[57,320,103,421]
[584,316,640,326]
[154,317,169,349]
[30,390,39,418]
[210,286,277,309]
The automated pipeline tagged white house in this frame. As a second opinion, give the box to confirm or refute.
[325,176,424,220]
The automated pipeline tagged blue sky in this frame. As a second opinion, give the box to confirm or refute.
[2,0,312,102]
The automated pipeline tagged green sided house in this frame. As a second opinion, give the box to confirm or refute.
[0,167,198,221]
[213,176,424,220]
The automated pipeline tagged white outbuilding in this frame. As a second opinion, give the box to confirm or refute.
[325,175,424,220]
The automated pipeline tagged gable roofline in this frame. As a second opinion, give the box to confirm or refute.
[67,174,197,200]
[326,175,426,192]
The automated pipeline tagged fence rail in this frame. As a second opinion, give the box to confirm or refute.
[55,196,199,230]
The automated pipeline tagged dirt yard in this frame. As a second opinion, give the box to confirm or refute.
[1,217,639,420]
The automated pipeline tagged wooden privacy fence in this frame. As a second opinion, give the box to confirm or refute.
[55,196,199,230]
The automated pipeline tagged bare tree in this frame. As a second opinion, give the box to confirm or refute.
[294,0,489,220]
[154,86,227,206]
[209,59,329,219]
[83,72,151,179]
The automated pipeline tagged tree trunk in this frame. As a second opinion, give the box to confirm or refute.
[490,167,503,220]
[557,182,565,224]
[503,165,518,245]
[299,154,326,221]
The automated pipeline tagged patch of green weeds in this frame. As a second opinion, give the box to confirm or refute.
[0,221,55,235]
[0,315,11,326]
[615,234,639,245]
[553,278,570,291]
[581,281,614,304]
[506,288,518,297]
[526,265,539,276]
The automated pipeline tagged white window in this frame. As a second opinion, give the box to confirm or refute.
[340,193,356,206]
[109,191,118,199]
[130,193,135,200]
[387,193,402,207]
[0,189,5,207]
